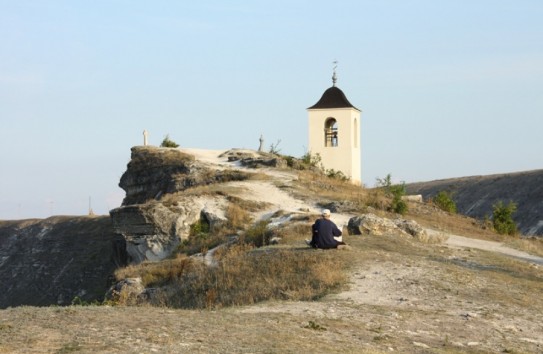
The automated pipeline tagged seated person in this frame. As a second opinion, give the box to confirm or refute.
[307,209,345,249]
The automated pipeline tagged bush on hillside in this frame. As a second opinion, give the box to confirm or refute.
[160,134,179,148]
[492,201,518,236]
[433,191,457,213]
[241,220,273,247]
[376,174,408,215]
[326,168,348,181]
[301,151,322,168]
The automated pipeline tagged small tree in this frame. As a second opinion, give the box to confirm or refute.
[492,201,517,236]
[301,151,322,168]
[268,139,282,155]
[375,174,392,189]
[160,134,179,148]
[433,191,457,213]
[376,174,408,215]
[390,183,408,215]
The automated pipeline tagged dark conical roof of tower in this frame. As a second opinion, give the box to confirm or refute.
[308,86,359,110]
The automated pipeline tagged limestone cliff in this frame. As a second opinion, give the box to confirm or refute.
[110,146,248,263]
[0,216,127,308]
[406,169,543,236]
[118,146,247,205]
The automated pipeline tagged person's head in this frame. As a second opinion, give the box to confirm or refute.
[321,209,331,219]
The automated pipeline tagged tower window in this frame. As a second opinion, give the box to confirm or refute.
[324,118,338,147]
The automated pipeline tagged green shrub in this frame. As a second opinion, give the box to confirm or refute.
[376,174,408,215]
[160,134,179,148]
[492,201,518,236]
[178,217,223,255]
[390,185,408,215]
[301,151,322,168]
[433,191,457,213]
[242,220,273,247]
[326,169,348,181]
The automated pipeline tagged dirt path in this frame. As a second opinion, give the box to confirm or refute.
[425,229,543,265]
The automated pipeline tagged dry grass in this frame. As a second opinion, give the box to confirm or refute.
[406,200,502,240]
[130,146,195,167]
[292,170,378,211]
[177,198,262,255]
[406,201,543,255]
[429,248,543,310]
[114,243,347,309]
[272,220,314,245]
[114,254,193,287]
[503,236,543,257]
[225,195,271,213]
[162,244,347,309]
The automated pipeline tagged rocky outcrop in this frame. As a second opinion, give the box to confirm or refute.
[112,147,241,263]
[0,216,127,308]
[347,213,427,239]
[104,277,149,305]
[219,149,287,168]
[119,146,248,205]
[406,169,543,236]
[110,197,228,263]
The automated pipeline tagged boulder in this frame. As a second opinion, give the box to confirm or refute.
[393,218,426,238]
[219,149,287,169]
[401,194,423,203]
[347,213,427,239]
[348,214,400,236]
[105,277,147,305]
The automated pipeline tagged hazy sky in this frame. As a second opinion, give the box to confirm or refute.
[1,1,542,219]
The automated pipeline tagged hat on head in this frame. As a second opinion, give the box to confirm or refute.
[321,209,331,216]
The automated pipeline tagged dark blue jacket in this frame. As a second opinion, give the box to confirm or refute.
[311,218,342,249]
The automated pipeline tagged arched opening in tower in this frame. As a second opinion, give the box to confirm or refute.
[324,118,338,147]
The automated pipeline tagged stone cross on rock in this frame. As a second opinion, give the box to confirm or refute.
[258,134,264,152]
[143,130,149,146]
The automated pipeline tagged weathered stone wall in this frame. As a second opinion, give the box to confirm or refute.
[0,216,127,308]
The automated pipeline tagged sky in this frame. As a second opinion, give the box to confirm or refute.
[1,0,542,219]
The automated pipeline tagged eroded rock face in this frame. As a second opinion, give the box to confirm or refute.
[0,216,128,308]
[110,196,228,263]
[112,146,245,263]
[219,149,287,168]
[110,203,191,263]
[120,146,248,205]
[119,146,195,205]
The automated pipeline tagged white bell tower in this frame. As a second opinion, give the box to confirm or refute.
[307,65,361,184]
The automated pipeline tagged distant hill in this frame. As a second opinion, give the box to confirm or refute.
[405,169,543,236]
